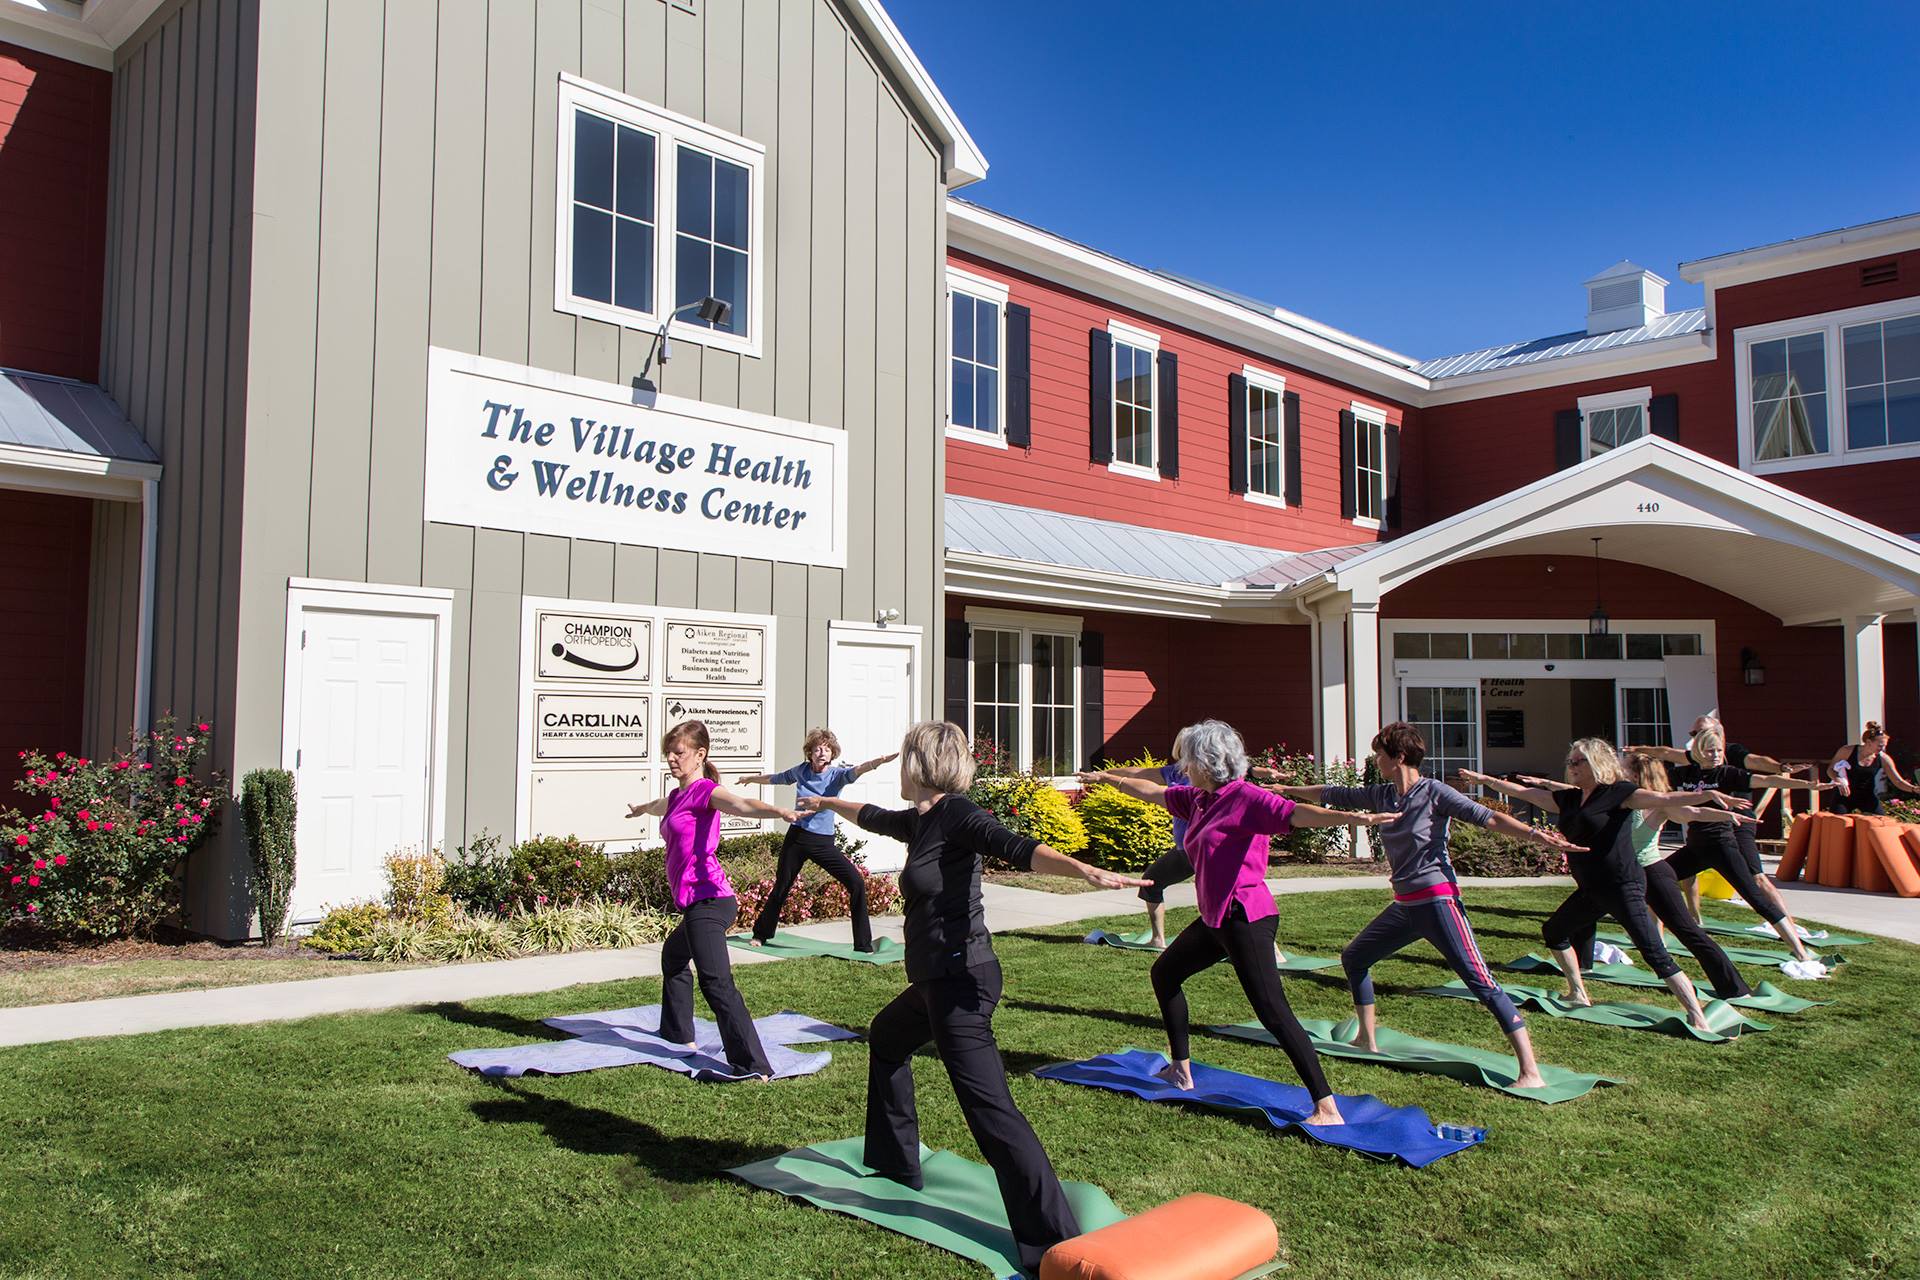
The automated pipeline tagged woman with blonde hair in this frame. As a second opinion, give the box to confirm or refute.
[1460,739,1717,1030]
[1827,722,1918,816]
[625,720,802,1079]
[798,721,1146,1275]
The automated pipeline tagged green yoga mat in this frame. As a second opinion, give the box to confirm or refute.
[728,1137,1125,1279]
[1421,979,1771,1041]
[1697,917,1871,947]
[1593,929,1846,969]
[1209,1016,1621,1103]
[1503,954,1831,1013]
[727,933,905,964]
[1083,930,1339,973]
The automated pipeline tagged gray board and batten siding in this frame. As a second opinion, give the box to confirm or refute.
[95,0,952,938]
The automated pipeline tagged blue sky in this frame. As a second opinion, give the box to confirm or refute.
[892,1,1920,361]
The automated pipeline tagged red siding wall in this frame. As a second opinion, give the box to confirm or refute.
[946,249,1421,551]
[0,491,92,786]
[0,41,112,380]
[1383,555,1846,764]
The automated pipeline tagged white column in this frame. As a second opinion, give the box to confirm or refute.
[135,477,158,738]
[1841,613,1886,737]
[1347,601,1382,767]
[1314,602,1348,770]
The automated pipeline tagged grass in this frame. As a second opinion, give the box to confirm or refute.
[2,887,1916,1279]
[0,953,424,1008]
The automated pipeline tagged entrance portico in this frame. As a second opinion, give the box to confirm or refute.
[1288,437,1920,771]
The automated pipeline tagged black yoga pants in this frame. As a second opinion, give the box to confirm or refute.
[1542,866,1683,980]
[1665,828,1788,924]
[1640,859,1751,998]
[1136,845,1193,905]
[751,825,872,949]
[658,895,772,1075]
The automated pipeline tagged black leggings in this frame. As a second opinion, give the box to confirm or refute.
[865,959,1080,1274]
[1151,905,1331,1102]
[1666,827,1787,924]
[1137,845,1193,905]
[658,896,772,1075]
[1542,859,1682,980]
[1639,859,1751,998]
[751,826,872,949]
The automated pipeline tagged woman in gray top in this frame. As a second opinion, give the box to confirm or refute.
[1263,722,1582,1091]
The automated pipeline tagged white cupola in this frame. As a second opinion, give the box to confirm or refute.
[1583,261,1668,335]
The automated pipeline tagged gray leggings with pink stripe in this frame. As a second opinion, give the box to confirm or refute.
[1342,896,1525,1033]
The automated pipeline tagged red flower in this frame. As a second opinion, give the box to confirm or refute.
[140,764,152,771]
[48,798,59,809]
[174,777,188,787]
[77,810,91,821]
[52,854,67,866]
[116,761,131,770]
[8,876,20,886]
[27,876,39,887]
[33,860,45,871]
[54,752,65,760]
[178,817,191,827]
[24,904,36,914]
[100,825,111,834]
[86,821,100,832]
[197,722,209,732]
[11,835,25,849]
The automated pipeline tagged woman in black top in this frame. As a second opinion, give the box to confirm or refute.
[1461,737,1715,1032]
[1828,721,1918,816]
[799,720,1145,1277]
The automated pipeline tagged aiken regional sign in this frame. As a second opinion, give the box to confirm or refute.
[425,347,847,567]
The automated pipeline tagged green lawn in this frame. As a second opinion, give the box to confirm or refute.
[3,887,1916,1279]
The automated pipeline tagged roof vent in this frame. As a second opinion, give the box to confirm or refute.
[1862,260,1899,287]
[1583,261,1668,335]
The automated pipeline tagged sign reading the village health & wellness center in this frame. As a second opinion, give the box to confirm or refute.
[425,348,847,567]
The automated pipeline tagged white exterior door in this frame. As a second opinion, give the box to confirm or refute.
[827,625,921,872]
[1617,678,1671,751]
[1400,681,1481,781]
[286,594,447,924]
[1662,655,1718,748]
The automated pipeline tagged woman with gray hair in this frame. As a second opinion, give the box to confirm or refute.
[799,720,1147,1275]
[1081,719,1402,1126]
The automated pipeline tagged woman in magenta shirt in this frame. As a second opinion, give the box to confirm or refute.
[626,719,801,1079]
[1082,719,1400,1126]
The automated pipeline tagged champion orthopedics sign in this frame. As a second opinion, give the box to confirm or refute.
[425,347,848,566]
[537,612,651,681]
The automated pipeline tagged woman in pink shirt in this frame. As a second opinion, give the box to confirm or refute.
[626,719,801,1079]
[1082,719,1400,1126]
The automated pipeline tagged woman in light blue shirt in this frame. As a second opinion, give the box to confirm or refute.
[739,727,897,950]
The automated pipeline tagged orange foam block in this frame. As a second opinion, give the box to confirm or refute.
[1814,814,1856,888]
[1041,1194,1279,1280]
[1890,826,1920,898]
[1854,818,1896,893]
[1778,818,1813,881]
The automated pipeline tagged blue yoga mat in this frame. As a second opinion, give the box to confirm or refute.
[1034,1048,1484,1169]
[449,1004,857,1081]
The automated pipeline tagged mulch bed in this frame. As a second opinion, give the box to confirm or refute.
[0,925,308,973]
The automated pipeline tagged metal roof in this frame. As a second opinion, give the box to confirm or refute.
[1412,308,1708,380]
[945,495,1369,589]
[0,369,160,466]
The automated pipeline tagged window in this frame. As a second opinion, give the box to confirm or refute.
[1578,386,1651,458]
[947,269,1007,443]
[1244,370,1285,502]
[967,613,1082,776]
[1405,685,1478,781]
[1110,322,1158,474]
[1620,685,1671,748]
[1736,298,1920,472]
[1350,405,1386,524]
[555,75,764,356]
[1395,629,1704,663]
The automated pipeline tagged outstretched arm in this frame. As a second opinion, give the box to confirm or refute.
[851,751,899,779]
[1287,803,1403,830]
[1457,768,1561,811]
[1268,783,1329,802]
[1664,804,1759,826]
[709,785,801,825]
[1029,843,1151,890]
[1481,810,1587,853]
[1880,756,1919,793]
[1752,773,1840,792]
[1742,750,1786,774]
[626,795,673,819]
[796,795,863,823]
[1623,744,1689,764]
[1078,770,1170,808]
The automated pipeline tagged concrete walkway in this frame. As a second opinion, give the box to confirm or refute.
[2,869,1911,1049]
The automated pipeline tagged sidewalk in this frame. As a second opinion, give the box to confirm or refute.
[3,869,1908,1049]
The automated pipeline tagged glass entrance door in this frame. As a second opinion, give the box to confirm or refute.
[1401,683,1480,783]
[1617,679,1671,752]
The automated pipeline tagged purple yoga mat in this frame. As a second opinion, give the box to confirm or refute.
[449,1004,858,1082]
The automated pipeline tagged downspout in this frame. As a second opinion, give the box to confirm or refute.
[134,476,157,738]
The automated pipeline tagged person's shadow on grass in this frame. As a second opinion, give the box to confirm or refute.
[428,1001,571,1043]
[470,1081,785,1188]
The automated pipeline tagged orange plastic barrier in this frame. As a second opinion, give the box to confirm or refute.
[1041,1194,1279,1280]
[1813,814,1856,887]
[1853,818,1896,893]
[1777,817,1813,881]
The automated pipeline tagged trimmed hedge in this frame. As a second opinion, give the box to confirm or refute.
[239,768,297,945]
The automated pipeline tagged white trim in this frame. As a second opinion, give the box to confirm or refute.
[1241,367,1288,505]
[1350,401,1387,425]
[133,477,156,737]
[1106,460,1159,482]
[962,610,1083,775]
[948,426,1009,449]
[552,74,766,359]
[1108,319,1162,351]
[1348,403,1387,527]
[1733,294,1920,475]
[1577,384,1653,461]
[947,265,1009,307]
[947,268,1008,442]
[1679,212,1920,286]
[838,0,988,186]
[1419,330,1716,404]
[964,605,1085,634]
[946,550,1297,622]
[281,582,455,863]
[0,442,161,500]
[1109,324,1160,473]
[0,10,114,68]
[1243,365,1287,393]
[1245,491,1289,511]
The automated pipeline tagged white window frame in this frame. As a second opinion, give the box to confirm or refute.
[1735,295,1920,474]
[1577,385,1652,460]
[1108,320,1160,481]
[554,73,765,359]
[1242,366,1288,509]
[946,267,1010,448]
[964,607,1084,780]
[1349,401,1388,530]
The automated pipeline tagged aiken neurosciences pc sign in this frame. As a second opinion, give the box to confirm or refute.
[424,347,848,567]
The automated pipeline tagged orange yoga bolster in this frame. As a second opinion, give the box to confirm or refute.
[1854,818,1895,893]
[1040,1194,1279,1280]
[1778,817,1812,881]
[1815,814,1855,888]
[1883,825,1920,898]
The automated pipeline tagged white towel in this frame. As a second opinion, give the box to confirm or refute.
[1780,958,1830,980]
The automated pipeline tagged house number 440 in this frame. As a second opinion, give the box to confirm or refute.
[1636,501,1661,513]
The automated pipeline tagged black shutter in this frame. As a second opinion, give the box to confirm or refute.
[1384,422,1403,530]
[1156,350,1179,479]
[1005,303,1032,448]
[1649,393,1679,444]
[1554,407,1583,469]
[1283,390,1302,506]
[1088,328,1113,463]
[944,618,969,729]
[1079,630,1105,770]
[1227,373,1249,494]
[1338,409,1356,520]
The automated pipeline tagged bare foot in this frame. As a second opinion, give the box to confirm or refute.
[1689,1012,1712,1033]
[1302,1099,1345,1126]
[747,938,768,948]
[1564,989,1593,1008]
[1512,1071,1547,1090]
[1155,1059,1195,1091]
[1274,948,1289,965]
[1347,1025,1380,1054]
[1150,936,1168,950]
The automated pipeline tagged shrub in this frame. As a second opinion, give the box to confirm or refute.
[1078,783,1173,873]
[511,904,593,954]
[239,768,298,945]
[1251,744,1367,863]
[1448,820,1566,877]
[507,835,613,911]
[443,831,516,915]
[365,915,437,963]
[968,773,1087,862]
[430,911,525,962]
[2,717,225,938]
[729,868,899,932]
[304,900,389,955]
[578,899,673,949]
[971,736,1016,779]
[384,847,453,923]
